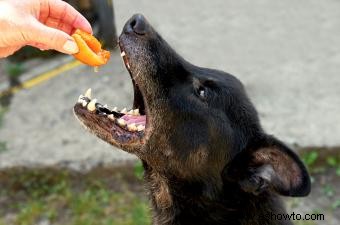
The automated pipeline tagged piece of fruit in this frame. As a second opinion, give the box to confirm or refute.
[72,29,110,67]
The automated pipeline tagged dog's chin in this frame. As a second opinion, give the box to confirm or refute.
[73,43,151,153]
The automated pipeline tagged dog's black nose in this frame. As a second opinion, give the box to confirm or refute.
[125,14,148,35]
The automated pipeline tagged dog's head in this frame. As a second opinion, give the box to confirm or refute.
[74,14,310,197]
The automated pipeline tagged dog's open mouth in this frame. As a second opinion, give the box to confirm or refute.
[73,47,149,148]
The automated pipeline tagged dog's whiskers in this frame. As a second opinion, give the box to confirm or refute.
[133,62,143,80]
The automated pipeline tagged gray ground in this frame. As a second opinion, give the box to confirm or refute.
[0,54,137,169]
[0,1,339,224]
[1,0,339,168]
[0,61,7,84]
[117,0,340,147]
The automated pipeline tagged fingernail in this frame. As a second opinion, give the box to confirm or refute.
[63,40,79,54]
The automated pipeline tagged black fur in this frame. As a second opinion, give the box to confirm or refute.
[75,14,311,225]
[117,15,311,225]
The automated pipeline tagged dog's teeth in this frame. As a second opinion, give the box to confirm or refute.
[87,99,97,111]
[133,109,140,116]
[112,107,118,112]
[127,110,134,115]
[126,62,130,69]
[137,125,145,131]
[121,108,127,114]
[78,95,84,103]
[84,88,92,99]
[108,114,115,121]
[121,51,126,57]
[82,100,88,107]
[127,123,137,132]
[117,118,126,126]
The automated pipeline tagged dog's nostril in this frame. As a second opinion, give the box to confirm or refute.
[130,14,147,35]
[130,19,137,29]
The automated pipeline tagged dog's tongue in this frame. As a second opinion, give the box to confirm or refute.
[121,115,146,126]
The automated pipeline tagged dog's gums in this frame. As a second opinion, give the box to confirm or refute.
[73,36,151,149]
[77,89,145,132]
[74,92,147,148]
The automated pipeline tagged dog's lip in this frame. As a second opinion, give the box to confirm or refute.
[73,39,152,148]
[120,50,131,73]
[73,103,145,147]
[75,89,146,128]
[118,40,131,75]
[118,38,151,132]
[73,90,147,148]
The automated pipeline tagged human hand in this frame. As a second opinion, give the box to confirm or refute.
[0,0,92,58]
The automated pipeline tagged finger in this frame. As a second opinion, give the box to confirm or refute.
[39,0,92,34]
[44,17,73,34]
[27,42,50,51]
[27,21,79,55]
[0,46,22,58]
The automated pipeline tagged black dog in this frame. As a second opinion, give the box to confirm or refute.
[74,14,310,225]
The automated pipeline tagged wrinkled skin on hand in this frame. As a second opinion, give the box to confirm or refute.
[0,0,92,57]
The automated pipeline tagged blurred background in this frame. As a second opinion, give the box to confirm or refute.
[0,0,339,224]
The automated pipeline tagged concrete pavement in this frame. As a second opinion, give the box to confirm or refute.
[1,2,340,223]
[0,0,340,169]
[114,0,340,147]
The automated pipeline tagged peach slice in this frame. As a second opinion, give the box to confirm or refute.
[72,29,110,67]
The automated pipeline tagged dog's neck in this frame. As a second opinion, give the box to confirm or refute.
[143,164,291,225]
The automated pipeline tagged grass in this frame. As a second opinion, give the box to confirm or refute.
[301,149,340,177]
[322,185,335,198]
[0,142,7,153]
[286,149,340,221]
[302,150,319,168]
[5,62,24,79]
[0,165,150,225]
[133,161,144,180]
[332,200,340,210]
[0,146,338,225]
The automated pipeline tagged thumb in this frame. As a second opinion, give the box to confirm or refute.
[28,22,79,55]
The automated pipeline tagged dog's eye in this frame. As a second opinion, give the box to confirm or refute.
[197,87,206,99]
[199,89,205,97]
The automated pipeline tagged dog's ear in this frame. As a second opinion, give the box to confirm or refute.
[225,135,311,196]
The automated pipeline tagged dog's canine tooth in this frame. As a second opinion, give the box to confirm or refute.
[78,95,84,103]
[82,100,88,107]
[87,99,97,111]
[113,107,118,112]
[108,114,115,121]
[133,109,140,116]
[117,118,126,126]
[127,123,137,132]
[126,62,131,69]
[127,110,134,115]
[85,88,92,99]
[121,51,126,57]
[121,108,127,114]
[137,125,145,131]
